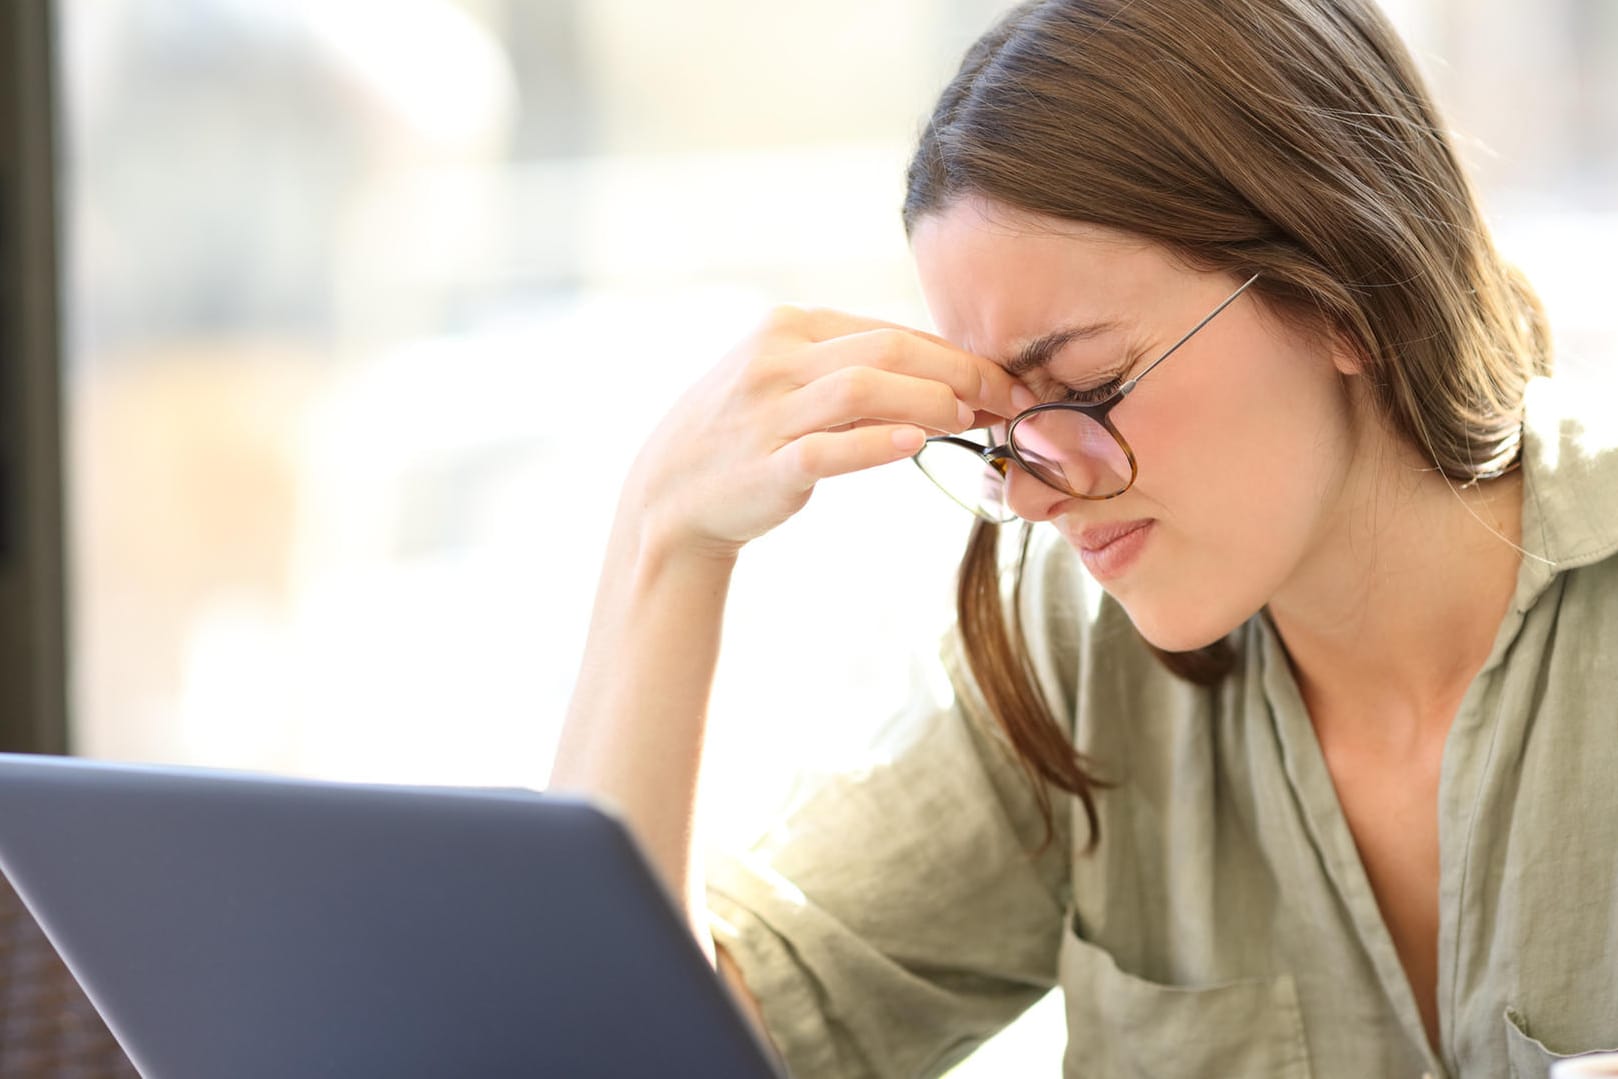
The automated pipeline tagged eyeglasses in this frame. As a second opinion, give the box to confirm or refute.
[913,273,1261,522]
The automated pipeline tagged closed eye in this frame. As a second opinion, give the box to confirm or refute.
[1058,375,1125,406]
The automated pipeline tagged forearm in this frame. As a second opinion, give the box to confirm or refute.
[549,499,736,939]
[548,304,1018,972]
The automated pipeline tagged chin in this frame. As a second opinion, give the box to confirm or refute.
[1114,594,1253,655]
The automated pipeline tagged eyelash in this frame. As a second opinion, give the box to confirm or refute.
[1057,375,1124,406]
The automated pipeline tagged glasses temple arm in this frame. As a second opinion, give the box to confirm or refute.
[1117,272,1262,395]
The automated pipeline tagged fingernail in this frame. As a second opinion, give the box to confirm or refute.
[1012,385,1038,412]
[956,399,976,429]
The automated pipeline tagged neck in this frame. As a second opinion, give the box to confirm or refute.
[1266,447,1524,745]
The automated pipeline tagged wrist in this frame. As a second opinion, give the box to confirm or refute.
[615,474,743,575]
[634,513,741,583]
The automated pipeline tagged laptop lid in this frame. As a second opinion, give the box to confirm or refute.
[0,753,785,1079]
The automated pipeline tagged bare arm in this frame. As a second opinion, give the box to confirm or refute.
[549,494,737,945]
[546,304,1031,1036]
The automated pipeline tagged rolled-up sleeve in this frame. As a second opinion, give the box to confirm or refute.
[706,615,1077,1078]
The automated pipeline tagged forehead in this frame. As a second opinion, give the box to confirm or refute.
[909,198,1175,361]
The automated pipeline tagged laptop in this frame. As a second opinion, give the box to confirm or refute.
[0,753,786,1079]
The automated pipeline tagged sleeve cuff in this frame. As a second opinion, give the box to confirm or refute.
[707,855,871,1079]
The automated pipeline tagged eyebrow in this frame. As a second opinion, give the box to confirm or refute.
[1003,321,1124,376]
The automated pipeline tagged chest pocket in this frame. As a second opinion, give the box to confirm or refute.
[1504,1008,1618,1079]
[1058,923,1313,1079]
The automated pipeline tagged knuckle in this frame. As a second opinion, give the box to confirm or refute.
[762,303,808,333]
[954,354,981,392]
[794,437,825,475]
[828,366,875,410]
[731,362,772,401]
[785,436,828,480]
[865,328,909,367]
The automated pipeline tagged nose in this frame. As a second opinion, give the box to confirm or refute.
[1001,463,1074,522]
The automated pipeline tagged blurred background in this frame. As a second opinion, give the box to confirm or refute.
[52,0,1617,1071]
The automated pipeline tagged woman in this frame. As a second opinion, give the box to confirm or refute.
[551,1,1618,1075]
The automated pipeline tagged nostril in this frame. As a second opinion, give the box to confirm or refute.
[1002,465,1066,522]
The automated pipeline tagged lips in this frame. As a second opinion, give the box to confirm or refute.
[1076,519,1154,552]
[1071,518,1156,582]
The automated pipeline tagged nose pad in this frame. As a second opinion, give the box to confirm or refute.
[1000,463,1071,522]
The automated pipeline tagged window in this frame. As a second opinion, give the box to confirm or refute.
[55,3,1616,1072]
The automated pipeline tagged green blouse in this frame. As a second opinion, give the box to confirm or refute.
[708,375,1618,1079]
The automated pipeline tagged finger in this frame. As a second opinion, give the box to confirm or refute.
[968,408,1007,431]
[785,365,974,439]
[791,329,1032,420]
[772,304,954,348]
[761,306,1030,418]
[826,417,927,433]
[773,425,928,490]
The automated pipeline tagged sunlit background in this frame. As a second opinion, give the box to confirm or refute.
[58,1,1616,1071]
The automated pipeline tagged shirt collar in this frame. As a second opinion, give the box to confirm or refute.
[1513,374,1618,611]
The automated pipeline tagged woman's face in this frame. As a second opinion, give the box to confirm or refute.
[911,197,1366,651]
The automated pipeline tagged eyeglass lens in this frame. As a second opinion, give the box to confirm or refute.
[912,407,1133,522]
[913,441,1016,522]
[1009,409,1133,498]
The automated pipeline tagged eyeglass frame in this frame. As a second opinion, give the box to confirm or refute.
[914,272,1262,511]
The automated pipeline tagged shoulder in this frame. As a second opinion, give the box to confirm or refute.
[1520,374,1618,570]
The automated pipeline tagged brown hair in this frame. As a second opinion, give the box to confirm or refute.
[903,0,1552,844]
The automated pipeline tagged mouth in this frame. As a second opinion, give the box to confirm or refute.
[1076,519,1155,552]
[1071,519,1156,581]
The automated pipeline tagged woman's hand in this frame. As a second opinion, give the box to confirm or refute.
[625,304,1034,558]
[557,304,1031,917]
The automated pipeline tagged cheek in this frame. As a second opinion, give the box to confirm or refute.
[1110,347,1353,646]
[1135,332,1350,528]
